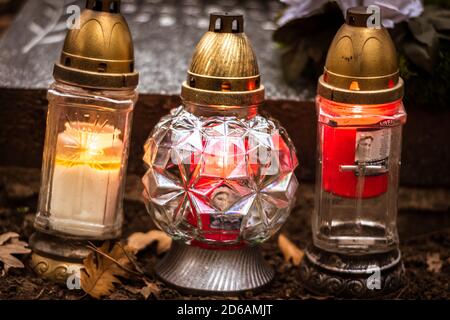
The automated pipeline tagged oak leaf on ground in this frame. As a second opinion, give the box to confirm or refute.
[426,252,442,273]
[278,233,304,266]
[0,232,31,275]
[127,229,172,254]
[124,279,161,300]
[80,241,134,299]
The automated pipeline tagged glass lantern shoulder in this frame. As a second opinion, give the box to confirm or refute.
[47,81,138,107]
[316,96,407,127]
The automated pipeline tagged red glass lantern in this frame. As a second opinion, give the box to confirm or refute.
[301,7,407,297]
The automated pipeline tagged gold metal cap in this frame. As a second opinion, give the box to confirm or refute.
[53,0,138,90]
[317,6,404,104]
[181,12,264,107]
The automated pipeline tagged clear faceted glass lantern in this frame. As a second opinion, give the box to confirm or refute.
[142,105,298,248]
[141,13,299,293]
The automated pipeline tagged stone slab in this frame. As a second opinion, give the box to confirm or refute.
[0,0,314,101]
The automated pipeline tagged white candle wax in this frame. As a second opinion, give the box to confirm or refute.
[49,122,123,237]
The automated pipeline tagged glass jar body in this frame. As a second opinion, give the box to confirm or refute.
[313,96,407,254]
[142,104,299,248]
[35,81,137,239]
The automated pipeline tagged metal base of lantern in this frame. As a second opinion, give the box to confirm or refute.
[28,232,93,284]
[155,241,274,294]
[300,245,405,298]
[30,252,84,284]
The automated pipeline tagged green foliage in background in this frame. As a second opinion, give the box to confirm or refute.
[400,41,450,109]
[274,1,450,110]
[425,0,450,9]
[399,1,450,109]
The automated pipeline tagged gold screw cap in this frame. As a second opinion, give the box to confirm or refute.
[181,12,265,107]
[53,0,138,90]
[318,6,404,104]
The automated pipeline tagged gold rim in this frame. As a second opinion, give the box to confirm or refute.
[54,64,138,90]
[181,82,265,107]
[30,252,84,284]
[318,75,404,104]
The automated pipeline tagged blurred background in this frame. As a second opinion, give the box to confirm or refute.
[0,0,449,186]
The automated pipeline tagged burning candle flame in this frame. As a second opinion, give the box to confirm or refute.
[55,121,123,170]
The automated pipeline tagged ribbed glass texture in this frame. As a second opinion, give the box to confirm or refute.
[35,81,137,239]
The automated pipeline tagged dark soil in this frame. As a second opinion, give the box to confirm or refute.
[0,190,449,300]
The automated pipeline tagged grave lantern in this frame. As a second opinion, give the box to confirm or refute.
[142,13,299,293]
[30,0,138,282]
[300,6,407,297]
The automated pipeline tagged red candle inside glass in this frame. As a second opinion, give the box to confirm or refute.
[319,98,403,199]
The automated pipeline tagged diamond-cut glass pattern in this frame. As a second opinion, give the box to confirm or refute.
[142,106,299,246]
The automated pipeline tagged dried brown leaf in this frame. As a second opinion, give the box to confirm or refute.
[127,230,172,254]
[80,241,134,299]
[278,233,304,266]
[0,232,19,245]
[426,252,442,273]
[0,232,31,274]
[125,279,160,300]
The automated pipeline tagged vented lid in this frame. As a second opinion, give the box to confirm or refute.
[53,0,138,89]
[181,12,264,107]
[318,6,403,104]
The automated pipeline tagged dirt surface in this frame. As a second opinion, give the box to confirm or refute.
[0,0,449,301]
[0,188,449,300]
